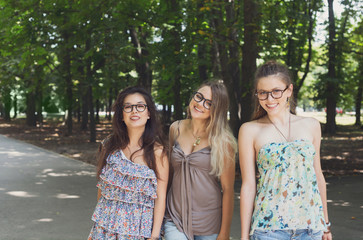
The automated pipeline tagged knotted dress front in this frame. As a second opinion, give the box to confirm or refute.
[166,141,222,240]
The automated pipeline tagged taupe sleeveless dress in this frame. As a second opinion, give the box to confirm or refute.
[165,134,222,239]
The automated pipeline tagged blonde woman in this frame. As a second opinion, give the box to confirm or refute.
[164,81,237,240]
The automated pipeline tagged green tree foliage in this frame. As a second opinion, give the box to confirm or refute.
[0,0,362,138]
[313,0,362,133]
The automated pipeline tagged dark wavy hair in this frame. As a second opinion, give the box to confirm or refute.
[97,86,167,179]
[252,60,296,120]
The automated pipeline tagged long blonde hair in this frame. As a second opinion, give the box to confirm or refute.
[189,81,237,177]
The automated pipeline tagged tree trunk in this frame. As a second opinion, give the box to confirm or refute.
[172,71,182,121]
[77,63,88,130]
[13,96,17,119]
[88,85,96,142]
[3,88,11,122]
[294,2,314,105]
[81,84,88,130]
[196,1,208,83]
[0,103,3,118]
[85,37,96,143]
[65,59,73,135]
[211,0,242,135]
[241,0,260,124]
[211,37,221,77]
[129,27,152,92]
[355,76,362,126]
[198,42,208,83]
[61,26,73,135]
[26,87,37,126]
[35,68,43,126]
[325,0,337,134]
[226,0,242,135]
[107,87,112,121]
[76,98,81,123]
[95,99,100,124]
[166,0,183,121]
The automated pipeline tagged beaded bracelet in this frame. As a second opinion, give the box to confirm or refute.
[324,221,332,233]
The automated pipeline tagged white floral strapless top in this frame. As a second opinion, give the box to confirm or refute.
[250,139,327,234]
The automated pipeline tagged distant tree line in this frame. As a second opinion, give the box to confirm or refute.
[0,0,362,142]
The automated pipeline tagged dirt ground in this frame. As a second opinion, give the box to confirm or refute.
[0,118,362,177]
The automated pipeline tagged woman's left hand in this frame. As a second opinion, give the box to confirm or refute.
[322,232,332,240]
[217,233,230,240]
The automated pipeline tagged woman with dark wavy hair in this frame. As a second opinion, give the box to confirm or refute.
[88,86,169,240]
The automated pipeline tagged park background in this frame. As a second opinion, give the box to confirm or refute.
[0,0,362,173]
[0,0,362,239]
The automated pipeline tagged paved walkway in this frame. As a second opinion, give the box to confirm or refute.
[0,134,97,240]
[0,134,362,240]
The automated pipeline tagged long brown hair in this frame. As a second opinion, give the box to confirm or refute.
[252,60,296,120]
[97,86,167,179]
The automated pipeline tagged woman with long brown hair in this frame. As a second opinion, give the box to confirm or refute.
[164,81,237,240]
[239,61,332,240]
[88,86,169,240]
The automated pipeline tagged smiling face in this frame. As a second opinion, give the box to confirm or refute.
[256,75,293,116]
[122,93,150,129]
[189,86,212,120]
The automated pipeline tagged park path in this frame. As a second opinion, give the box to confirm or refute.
[0,134,362,240]
[0,134,97,240]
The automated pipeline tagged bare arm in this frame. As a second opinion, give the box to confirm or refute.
[97,188,102,202]
[311,119,332,240]
[149,149,169,239]
[239,123,257,239]
[217,152,236,240]
[169,121,179,152]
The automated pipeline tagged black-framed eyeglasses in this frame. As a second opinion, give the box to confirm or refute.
[193,92,212,110]
[122,104,148,113]
[255,86,289,100]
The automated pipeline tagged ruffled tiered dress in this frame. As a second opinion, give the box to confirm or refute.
[88,150,157,240]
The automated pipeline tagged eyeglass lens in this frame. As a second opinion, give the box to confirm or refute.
[193,92,212,109]
[256,87,288,100]
[123,104,147,113]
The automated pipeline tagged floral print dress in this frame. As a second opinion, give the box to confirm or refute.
[88,150,157,240]
[250,139,327,234]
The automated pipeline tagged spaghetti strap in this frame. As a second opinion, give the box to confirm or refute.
[176,120,181,140]
[170,120,182,150]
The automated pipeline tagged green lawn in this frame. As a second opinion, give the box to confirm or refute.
[297,111,358,125]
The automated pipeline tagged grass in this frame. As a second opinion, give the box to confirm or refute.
[297,111,359,125]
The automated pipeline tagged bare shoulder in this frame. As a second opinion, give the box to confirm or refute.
[169,120,179,132]
[170,119,186,132]
[294,115,321,130]
[169,120,182,139]
[154,144,165,156]
[153,145,168,164]
[239,120,261,136]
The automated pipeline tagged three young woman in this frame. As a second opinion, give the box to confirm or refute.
[239,61,332,240]
[89,61,332,240]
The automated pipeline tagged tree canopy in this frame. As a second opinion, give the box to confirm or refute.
[0,0,362,140]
